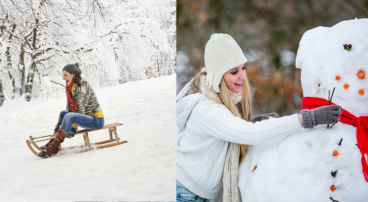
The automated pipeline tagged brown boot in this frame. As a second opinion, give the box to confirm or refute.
[37,128,69,158]
[40,123,61,150]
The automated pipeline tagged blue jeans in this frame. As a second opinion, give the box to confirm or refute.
[176,181,206,202]
[58,110,104,138]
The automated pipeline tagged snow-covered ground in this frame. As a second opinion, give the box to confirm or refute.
[0,75,176,201]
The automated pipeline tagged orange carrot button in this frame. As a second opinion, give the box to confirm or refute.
[359,90,364,95]
[358,71,365,79]
[335,76,341,81]
[344,84,349,89]
[331,185,336,192]
[333,150,339,156]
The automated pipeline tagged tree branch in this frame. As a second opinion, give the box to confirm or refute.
[100,23,122,38]
[35,55,54,64]
[50,80,65,87]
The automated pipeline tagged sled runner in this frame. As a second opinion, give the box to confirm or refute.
[26,123,127,156]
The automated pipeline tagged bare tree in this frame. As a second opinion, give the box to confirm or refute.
[0,0,111,102]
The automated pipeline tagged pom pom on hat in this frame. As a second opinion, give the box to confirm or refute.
[204,33,247,93]
[63,63,82,75]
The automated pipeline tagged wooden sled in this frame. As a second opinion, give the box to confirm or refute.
[26,123,127,157]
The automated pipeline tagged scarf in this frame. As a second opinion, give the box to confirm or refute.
[223,92,242,202]
[66,80,79,112]
[198,75,242,202]
[303,96,368,182]
[223,143,240,202]
[179,74,243,201]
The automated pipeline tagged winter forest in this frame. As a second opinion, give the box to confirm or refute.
[0,0,176,107]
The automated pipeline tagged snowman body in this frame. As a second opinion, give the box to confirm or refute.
[239,19,368,202]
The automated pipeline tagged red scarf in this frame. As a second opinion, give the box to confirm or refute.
[66,80,79,112]
[303,96,368,182]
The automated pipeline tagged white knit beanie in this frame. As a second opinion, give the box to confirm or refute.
[204,33,247,93]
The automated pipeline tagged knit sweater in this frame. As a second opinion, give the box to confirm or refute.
[67,79,104,129]
[176,93,303,199]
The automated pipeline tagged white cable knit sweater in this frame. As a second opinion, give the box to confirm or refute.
[176,93,303,199]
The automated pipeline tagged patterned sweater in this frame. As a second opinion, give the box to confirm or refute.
[67,78,104,129]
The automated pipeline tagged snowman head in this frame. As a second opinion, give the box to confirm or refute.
[296,19,368,116]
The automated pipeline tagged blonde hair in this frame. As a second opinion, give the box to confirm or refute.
[189,69,253,163]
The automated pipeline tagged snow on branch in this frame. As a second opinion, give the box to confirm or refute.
[0,0,176,105]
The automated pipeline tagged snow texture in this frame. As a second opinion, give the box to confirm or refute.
[0,0,176,105]
[0,75,176,201]
[239,19,368,202]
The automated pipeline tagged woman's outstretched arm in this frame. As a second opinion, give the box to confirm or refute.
[189,100,340,145]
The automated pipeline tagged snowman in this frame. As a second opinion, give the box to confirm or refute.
[238,19,368,202]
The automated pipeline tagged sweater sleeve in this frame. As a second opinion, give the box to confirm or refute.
[191,100,303,145]
[74,85,86,115]
[86,81,102,114]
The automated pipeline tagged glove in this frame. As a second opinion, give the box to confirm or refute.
[67,127,77,139]
[266,112,280,118]
[300,105,343,128]
[250,112,280,123]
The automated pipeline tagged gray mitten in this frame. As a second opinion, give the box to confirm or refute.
[300,105,342,128]
[265,112,279,118]
[250,112,280,123]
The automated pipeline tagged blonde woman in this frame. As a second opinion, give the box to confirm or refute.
[176,34,342,201]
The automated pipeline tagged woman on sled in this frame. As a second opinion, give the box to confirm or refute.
[37,63,104,158]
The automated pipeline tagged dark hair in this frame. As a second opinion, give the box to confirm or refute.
[73,75,82,87]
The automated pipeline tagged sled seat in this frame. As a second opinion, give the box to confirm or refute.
[26,123,127,156]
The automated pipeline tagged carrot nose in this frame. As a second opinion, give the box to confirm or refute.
[358,71,365,79]
[359,90,364,95]
[330,185,336,192]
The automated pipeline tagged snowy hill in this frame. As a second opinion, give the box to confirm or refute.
[0,75,176,201]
